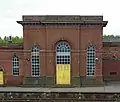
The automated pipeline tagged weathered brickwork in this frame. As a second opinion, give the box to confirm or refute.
[0,15,112,87]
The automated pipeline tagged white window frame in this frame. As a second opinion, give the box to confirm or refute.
[31,46,40,76]
[87,46,95,76]
[12,55,19,76]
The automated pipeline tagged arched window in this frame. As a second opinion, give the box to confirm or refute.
[56,41,70,64]
[87,46,95,76]
[31,46,40,76]
[12,55,19,76]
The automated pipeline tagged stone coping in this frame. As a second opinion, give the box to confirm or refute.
[0,86,120,92]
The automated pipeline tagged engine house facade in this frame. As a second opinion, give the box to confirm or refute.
[0,15,119,87]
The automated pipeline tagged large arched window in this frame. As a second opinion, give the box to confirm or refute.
[12,55,19,76]
[87,46,95,76]
[31,46,40,76]
[56,41,70,64]
[56,41,71,84]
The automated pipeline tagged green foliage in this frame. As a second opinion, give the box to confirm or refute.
[0,36,23,44]
[0,35,120,44]
[103,35,120,38]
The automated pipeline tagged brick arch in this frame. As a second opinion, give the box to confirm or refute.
[12,53,20,59]
[85,43,97,50]
[31,45,40,51]
[50,37,73,50]
[0,65,4,72]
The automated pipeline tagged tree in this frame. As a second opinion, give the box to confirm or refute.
[103,35,120,38]
[0,36,23,44]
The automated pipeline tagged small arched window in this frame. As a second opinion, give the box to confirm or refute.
[12,55,19,76]
[87,46,95,76]
[31,45,40,76]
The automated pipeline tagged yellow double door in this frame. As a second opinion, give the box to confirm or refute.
[0,71,4,85]
[56,64,70,84]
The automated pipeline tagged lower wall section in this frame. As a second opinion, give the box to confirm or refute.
[23,76,103,87]
[72,76,103,87]
[80,76,103,87]
[72,77,81,86]
[45,76,55,86]
[23,76,46,87]
[5,75,23,86]
[23,76,56,87]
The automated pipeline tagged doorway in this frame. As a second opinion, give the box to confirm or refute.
[0,68,4,85]
[56,41,71,85]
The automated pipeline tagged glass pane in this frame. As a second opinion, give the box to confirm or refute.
[87,46,95,76]
[12,56,19,76]
[32,53,40,76]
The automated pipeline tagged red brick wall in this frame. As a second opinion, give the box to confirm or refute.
[23,27,46,76]
[80,27,103,76]
[0,49,23,85]
[103,47,120,80]
[23,25,103,77]
[0,26,103,86]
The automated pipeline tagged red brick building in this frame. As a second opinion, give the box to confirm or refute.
[0,15,119,87]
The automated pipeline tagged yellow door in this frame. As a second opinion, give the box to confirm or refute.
[0,71,4,85]
[56,64,70,84]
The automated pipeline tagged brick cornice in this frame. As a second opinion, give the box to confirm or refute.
[17,21,107,27]
[17,15,108,27]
